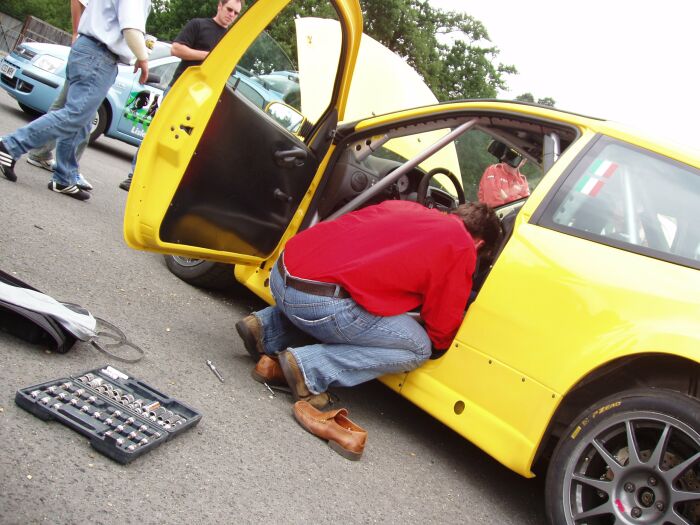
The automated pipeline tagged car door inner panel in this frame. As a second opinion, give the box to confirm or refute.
[160,85,319,258]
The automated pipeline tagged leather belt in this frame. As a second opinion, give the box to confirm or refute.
[79,35,119,60]
[276,259,350,299]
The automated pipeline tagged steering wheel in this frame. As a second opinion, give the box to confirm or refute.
[416,167,466,208]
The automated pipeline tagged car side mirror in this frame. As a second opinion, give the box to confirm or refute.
[145,73,161,87]
[264,101,305,134]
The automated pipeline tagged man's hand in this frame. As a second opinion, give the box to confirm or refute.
[134,59,149,84]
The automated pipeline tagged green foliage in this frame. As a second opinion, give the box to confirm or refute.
[456,129,493,201]
[4,0,72,33]
[148,0,221,40]
[516,92,556,107]
[360,0,516,100]
[515,92,535,103]
[6,0,554,107]
[242,0,515,101]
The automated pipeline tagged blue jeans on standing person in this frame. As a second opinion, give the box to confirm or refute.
[1,36,117,186]
[27,79,90,165]
[255,259,432,395]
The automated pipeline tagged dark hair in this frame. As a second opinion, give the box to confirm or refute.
[451,202,503,257]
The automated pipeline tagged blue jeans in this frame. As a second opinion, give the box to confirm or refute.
[27,79,89,164]
[2,36,117,185]
[255,260,432,394]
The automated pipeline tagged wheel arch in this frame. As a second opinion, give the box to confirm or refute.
[88,100,112,144]
[531,352,700,475]
[100,100,113,131]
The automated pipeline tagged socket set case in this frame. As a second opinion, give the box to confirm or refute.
[15,365,202,464]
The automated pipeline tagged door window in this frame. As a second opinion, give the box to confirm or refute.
[315,113,576,223]
[539,137,700,269]
[227,7,342,136]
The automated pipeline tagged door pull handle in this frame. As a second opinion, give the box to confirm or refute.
[274,148,306,167]
[273,189,293,203]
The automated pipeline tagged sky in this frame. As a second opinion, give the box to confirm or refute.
[428,0,700,151]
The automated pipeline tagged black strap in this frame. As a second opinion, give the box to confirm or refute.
[89,317,145,363]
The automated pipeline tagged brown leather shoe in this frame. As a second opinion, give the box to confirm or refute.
[278,349,332,410]
[251,355,287,386]
[236,314,264,361]
[293,400,367,460]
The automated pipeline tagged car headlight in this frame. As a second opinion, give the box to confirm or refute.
[33,54,65,74]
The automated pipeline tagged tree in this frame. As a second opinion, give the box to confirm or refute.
[236,0,516,101]
[516,92,556,107]
[8,0,517,103]
[148,0,222,41]
[4,0,71,33]
[360,0,516,100]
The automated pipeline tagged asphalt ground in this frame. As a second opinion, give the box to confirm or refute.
[0,89,546,524]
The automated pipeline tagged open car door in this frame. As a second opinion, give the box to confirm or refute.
[124,0,363,266]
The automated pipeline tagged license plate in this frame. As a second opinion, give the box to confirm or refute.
[1,61,17,79]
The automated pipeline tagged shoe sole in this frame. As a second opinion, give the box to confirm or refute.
[47,182,90,200]
[0,165,17,182]
[235,320,262,362]
[328,439,363,461]
[250,367,288,388]
[292,409,363,461]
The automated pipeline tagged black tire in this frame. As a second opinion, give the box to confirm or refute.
[164,255,236,290]
[89,104,108,144]
[545,388,700,525]
[18,102,41,116]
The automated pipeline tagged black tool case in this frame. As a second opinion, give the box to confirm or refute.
[15,365,202,464]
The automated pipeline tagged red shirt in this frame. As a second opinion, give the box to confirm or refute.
[478,163,530,207]
[284,200,477,349]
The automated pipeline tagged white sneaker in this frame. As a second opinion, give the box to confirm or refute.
[26,157,55,172]
[76,173,93,191]
[27,157,92,190]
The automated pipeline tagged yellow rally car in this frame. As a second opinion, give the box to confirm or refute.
[124,0,700,522]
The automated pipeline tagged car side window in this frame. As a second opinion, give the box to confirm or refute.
[230,7,341,135]
[149,62,178,90]
[539,136,700,269]
[372,127,545,204]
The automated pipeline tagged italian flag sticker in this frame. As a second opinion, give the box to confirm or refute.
[575,159,619,196]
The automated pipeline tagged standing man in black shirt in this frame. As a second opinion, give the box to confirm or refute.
[119,0,243,191]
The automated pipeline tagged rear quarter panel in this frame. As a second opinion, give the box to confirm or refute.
[400,218,700,476]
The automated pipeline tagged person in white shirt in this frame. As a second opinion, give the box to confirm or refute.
[0,0,151,201]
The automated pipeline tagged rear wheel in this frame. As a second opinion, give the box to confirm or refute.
[163,255,236,290]
[89,104,108,144]
[545,389,700,524]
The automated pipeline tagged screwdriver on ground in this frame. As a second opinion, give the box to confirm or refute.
[206,360,224,383]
